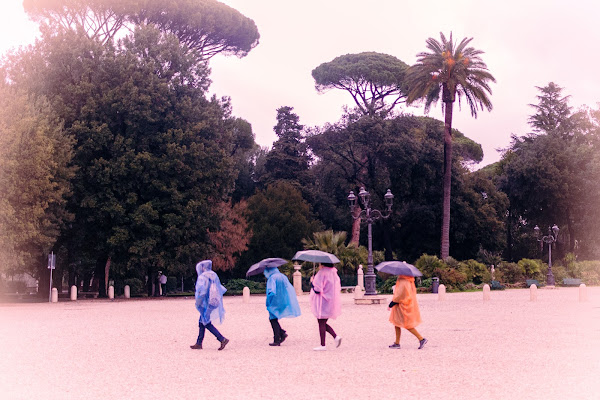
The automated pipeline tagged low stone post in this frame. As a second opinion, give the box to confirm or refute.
[530,284,538,301]
[124,285,130,299]
[51,288,58,303]
[70,285,77,301]
[108,285,114,299]
[483,284,491,301]
[293,263,302,296]
[242,286,250,303]
[353,285,364,300]
[438,284,446,301]
[579,283,588,302]
[357,265,364,290]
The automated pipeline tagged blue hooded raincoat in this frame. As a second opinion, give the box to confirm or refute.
[195,260,227,325]
[264,267,301,320]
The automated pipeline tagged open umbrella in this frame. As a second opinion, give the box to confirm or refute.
[292,250,340,264]
[375,261,423,277]
[246,258,288,278]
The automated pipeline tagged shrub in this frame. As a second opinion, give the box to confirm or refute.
[459,259,491,284]
[518,259,545,280]
[415,254,445,278]
[496,261,523,283]
[550,265,568,284]
[577,261,600,285]
[378,277,397,294]
[124,278,144,295]
[167,276,178,292]
[224,278,266,295]
[435,267,468,289]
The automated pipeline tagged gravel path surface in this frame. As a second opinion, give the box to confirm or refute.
[1,287,599,400]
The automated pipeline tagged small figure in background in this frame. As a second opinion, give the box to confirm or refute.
[388,275,427,349]
[159,272,167,296]
[190,260,229,351]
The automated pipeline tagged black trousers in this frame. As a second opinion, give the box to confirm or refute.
[269,318,286,343]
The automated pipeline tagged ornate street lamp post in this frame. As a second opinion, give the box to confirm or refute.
[534,224,559,286]
[347,187,394,296]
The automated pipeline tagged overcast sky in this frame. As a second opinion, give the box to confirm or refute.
[2,0,600,167]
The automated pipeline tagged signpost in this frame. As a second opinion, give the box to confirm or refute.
[48,252,56,303]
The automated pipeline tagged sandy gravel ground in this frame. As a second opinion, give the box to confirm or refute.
[1,287,599,400]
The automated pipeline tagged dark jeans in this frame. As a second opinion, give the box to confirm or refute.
[161,283,167,296]
[197,322,225,345]
[317,318,336,346]
[269,318,286,343]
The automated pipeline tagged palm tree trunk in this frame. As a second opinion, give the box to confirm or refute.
[349,207,361,247]
[441,100,454,259]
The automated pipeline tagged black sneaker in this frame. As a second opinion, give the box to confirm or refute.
[418,338,428,349]
[280,332,288,343]
[269,342,281,346]
[218,338,229,351]
[388,343,401,349]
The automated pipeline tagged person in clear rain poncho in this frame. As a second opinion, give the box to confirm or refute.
[263,266,301,346]
[388,275,427,349]
[309,263,342,351]
[190,260,229,350]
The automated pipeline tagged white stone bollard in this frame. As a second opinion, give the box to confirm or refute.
[51,288,58,303]
[530,284,538,301]
[70,285,77,301]
[293,263,302,296]
[108,285,114,299]
[124,285,130,299]
[353,285,364,300]
[357,265,364,290]
[438,284,446,301]
[483,284,491,301]
[579,283,588,302]
[242,286,250,303]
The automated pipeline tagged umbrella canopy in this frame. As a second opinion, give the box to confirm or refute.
[292,250,340,264]
[375,261,423,277]
[246,258,288,278]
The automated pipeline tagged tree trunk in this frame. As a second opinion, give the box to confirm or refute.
[349,207,361,247]
[93,257,108,298]
[104,257,111,293]
[566,207,575,254]
[506,210,514,262]
[440,99,454,259]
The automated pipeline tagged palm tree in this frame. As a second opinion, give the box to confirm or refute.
[406,32,495,259]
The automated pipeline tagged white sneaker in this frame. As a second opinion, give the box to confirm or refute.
[334,336,342,348]
[313,345,327,351]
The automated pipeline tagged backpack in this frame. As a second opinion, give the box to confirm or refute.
[208,282,220,307]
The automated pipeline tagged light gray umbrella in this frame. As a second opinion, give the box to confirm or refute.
[375,261,423,277]
[246,258,288,278]
[292,250,340,264]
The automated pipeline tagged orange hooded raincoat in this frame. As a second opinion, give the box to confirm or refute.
[389,276,422,329]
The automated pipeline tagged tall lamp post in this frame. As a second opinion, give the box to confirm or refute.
[534,224,559,286]
[347,187,394,296]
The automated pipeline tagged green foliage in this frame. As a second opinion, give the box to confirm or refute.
[224,278,265,295]
[0,76,74,277]
[415,254,445,278]
[166,276,177,292]
[458,259,491,284]
[240,181,321,269]
[312,52,409,117]
[495,261,523,284]
[378,277,397,294]
[436,267,468,289]
[576,260,600,285]
[124,278,144,295]
[518,258,545,280]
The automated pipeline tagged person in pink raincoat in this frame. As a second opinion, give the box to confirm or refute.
[309,263,342,351]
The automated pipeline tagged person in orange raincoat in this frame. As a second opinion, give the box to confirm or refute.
[388,275,427,349]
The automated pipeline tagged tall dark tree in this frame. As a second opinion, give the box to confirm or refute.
[261,106,310,187]
[406,32,495,259]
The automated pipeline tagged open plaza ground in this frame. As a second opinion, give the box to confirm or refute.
[1,286,599,400]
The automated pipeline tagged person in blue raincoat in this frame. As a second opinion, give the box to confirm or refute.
[190,260,229,350]
[264,266,301,346]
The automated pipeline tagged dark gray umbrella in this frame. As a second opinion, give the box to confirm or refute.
[375,261,423,277]
[246,258,288,278]
[292,250,340,264]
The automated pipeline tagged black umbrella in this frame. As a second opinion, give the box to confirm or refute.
[246,258,288,278]
[375,261,423,277]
